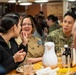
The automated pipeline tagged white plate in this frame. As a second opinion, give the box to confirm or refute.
[16,66,24,72]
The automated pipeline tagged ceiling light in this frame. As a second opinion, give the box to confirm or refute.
[19,2,32,6]
[8,0,21,3]
[68,0,76,1]
[35,0,49,3]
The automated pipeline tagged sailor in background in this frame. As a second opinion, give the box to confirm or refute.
[47,12,76,54]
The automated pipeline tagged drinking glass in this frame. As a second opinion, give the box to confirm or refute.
[23,61,33,75]
[57,47,65,68]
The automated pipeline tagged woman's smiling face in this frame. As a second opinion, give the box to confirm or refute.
[21,18,33,35]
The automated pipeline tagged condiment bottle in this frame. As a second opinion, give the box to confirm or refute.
[62,44,71,68]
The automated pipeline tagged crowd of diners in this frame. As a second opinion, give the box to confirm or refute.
[0,11,76,74]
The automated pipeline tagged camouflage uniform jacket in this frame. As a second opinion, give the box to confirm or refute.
[49,22,61,34]
[47,28,73,53]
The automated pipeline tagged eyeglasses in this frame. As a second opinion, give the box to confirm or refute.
[22,23,32,26]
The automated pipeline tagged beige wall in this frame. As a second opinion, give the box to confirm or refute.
[9,2,63,21]
[26,3,47,18]
[26,4,40,16]
[26,2,63,20]
[47,2,63,21]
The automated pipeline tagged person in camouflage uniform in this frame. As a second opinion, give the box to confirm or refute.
[47,28,73,53]
[46,15,61,34]
[46,12,76,54]
[49,23,61,33]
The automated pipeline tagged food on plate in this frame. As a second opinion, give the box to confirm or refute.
[16,62,44,72]
[33,62,43,70]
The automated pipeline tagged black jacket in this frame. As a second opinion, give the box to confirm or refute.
[0,36,28,73]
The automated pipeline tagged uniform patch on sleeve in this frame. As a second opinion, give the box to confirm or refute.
[37,41,42,45]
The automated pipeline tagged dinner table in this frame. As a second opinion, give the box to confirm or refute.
[6,62,42,75]
[6,61,76,75]
[6,70,21,75]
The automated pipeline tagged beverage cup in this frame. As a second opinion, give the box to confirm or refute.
[23,62,33,75]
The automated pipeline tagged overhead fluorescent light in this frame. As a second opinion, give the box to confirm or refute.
[8,0,21,3]
[19,2,32,6]
[68,0,76,1]
[35,0,49,3]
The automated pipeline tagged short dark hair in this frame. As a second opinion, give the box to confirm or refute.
[47,15,58,22]
[64,12,76,20]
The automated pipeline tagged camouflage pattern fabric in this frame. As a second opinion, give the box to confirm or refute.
[47,28,73,54]
[49,23,61,33]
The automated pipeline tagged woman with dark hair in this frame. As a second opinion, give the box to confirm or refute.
[0,13,28,73]
[46,15,61,33]
[33,15,46,45]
